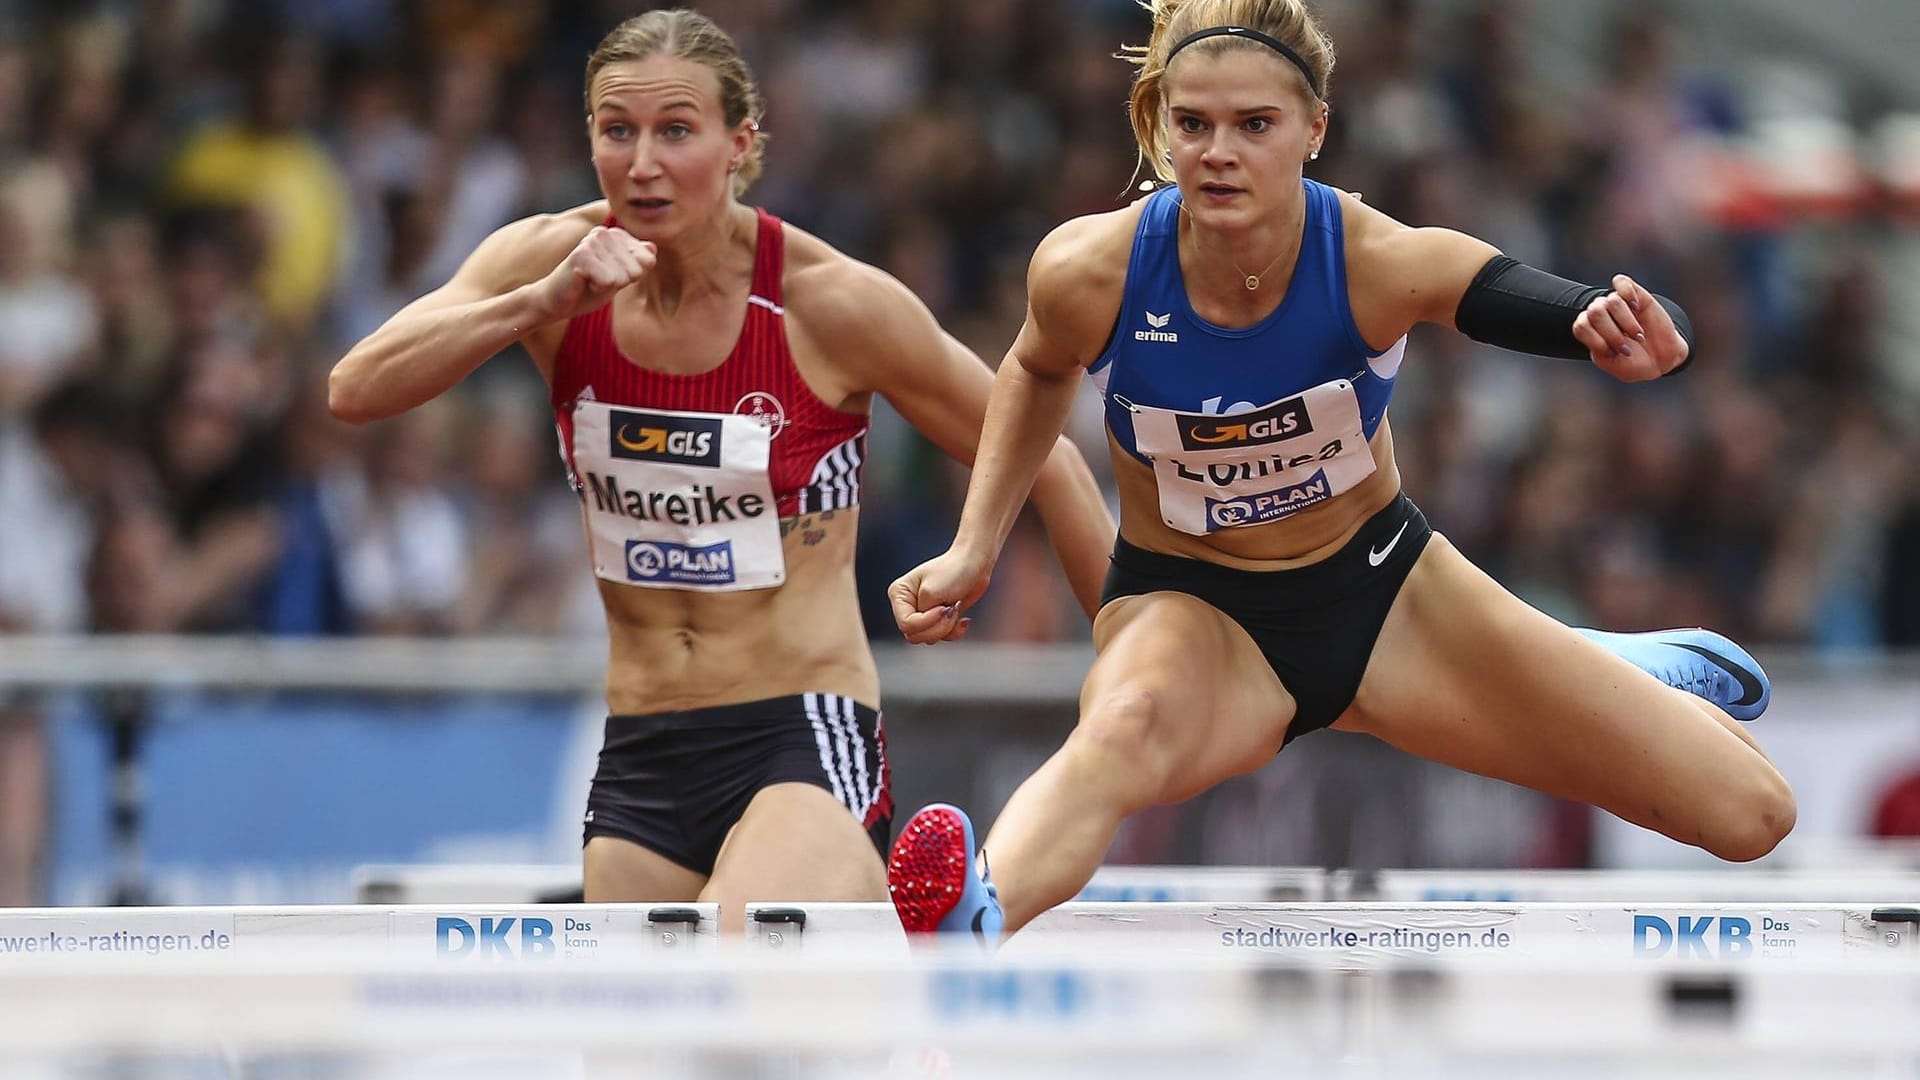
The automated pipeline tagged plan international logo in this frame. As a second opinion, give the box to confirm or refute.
[1134,311,1178,343]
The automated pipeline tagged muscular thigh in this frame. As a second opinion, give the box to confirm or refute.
[1345,536,1771,834]
[583,836,707,903]
[701,782,886,931]
[1087,592,1295,803]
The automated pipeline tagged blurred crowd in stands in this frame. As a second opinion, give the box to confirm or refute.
[7,0,1920,904]
[0,0,1915,651]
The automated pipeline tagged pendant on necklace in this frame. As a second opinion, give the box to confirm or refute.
[1245,275,1260,291]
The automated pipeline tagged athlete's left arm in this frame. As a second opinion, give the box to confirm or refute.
[1342,194,1693,382]
[803,262,1114,620]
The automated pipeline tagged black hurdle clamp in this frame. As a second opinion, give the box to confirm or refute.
[752,907,808,928]
[1870,907,1919,949]
[752,907,808,948]
[647,906,705,946]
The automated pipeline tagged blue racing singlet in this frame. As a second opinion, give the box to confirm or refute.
[1087,180,1408,534]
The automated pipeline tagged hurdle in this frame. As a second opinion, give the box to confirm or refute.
[5,918,1920,1066]
[0,903,718,962]
[13,899,1914,965]
[6,902,1920,1076]
[744,901,1920,962]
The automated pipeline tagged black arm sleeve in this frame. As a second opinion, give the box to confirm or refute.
[1452,255,1696,375]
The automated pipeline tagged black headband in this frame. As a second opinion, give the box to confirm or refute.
[1165,26,1323,100]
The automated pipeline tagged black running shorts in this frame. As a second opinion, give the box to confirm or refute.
[583,692,892,874]
[1100,493,1433,744]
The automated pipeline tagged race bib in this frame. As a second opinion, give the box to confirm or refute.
[1128,379,1376,535]
[571,401,784,591]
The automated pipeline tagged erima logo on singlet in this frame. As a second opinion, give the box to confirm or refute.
[1176,395,1313,450]
[608,409,722,467]
[1134,311,1178,343]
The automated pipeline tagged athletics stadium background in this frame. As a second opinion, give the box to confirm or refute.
[0,0,1917,908]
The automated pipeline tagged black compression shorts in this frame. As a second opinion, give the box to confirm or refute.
[1100,493,1432,743]
[583,692,892,874]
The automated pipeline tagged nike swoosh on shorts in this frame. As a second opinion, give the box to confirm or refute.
[1368,521,1410,567]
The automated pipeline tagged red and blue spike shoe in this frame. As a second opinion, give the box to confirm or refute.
[887,803,1003,944]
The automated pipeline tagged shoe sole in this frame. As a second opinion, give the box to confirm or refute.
[887,806,970,933]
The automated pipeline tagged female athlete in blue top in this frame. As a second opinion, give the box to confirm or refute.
[884,0,1794,939]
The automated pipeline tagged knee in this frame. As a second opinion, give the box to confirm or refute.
[1703,771,1797,863]
[1066,686,1171,801]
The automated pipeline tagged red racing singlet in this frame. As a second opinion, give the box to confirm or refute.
[549,208,868,520]
[549,209,868,591]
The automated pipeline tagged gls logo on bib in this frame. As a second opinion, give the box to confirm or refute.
[609,409,723,467]
[1176,395,1312,450]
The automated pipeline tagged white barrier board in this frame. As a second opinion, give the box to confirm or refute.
[0,903,717,963]
[745,901,1920,962]
[3,904,1920,1065]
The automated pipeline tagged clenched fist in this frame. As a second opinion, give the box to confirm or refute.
[531,226,657,323]
[889,548,994,645]
[1574,274,1690,382]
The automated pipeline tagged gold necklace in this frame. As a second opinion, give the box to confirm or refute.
[1231,246,1291,292]
[1181,200,1299,291]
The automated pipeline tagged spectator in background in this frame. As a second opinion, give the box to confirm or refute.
[1882,472,1920,648]
[0,381,117,904]
[0,5,1899,653]
[167,30,349,334]
[329,399,469,635]
[402,45,528,295]
[446,392,583,637]
[258,371,358,635]
[141,339,287,632]
[81,211,173,404]
[331,42,527,347]
[0,34,27,148]
[0,165,99,418]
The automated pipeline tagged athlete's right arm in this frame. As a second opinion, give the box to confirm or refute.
[949,225,1107,566]
[327,215,655,424]
[890,217,1117,644]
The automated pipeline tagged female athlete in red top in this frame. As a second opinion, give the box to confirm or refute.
[329,10,1113,929]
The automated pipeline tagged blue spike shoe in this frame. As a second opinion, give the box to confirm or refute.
[887,803,1003,945]
[1576,627,1771,721]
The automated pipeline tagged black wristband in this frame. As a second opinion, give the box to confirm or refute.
[1453,255,1696,374]
[1454,255,1604,361]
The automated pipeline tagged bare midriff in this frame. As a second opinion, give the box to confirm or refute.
[1111,417,1403,570]
[592,507,878,715]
